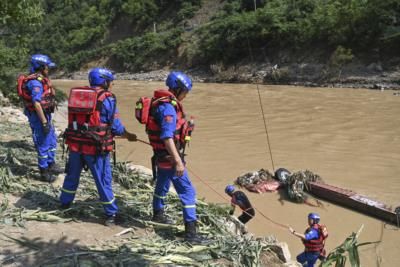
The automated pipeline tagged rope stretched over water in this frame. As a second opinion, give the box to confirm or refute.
[187,165,288,230]
[245,36,276,171]
[136,138,288,230]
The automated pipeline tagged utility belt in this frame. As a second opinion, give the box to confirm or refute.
[62,128,116,167]
[24,96,57,114]
[150,150,186,181]
[25,105,55,117]
[62,140,117,176]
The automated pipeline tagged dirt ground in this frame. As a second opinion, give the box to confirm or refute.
[0,193,148,266]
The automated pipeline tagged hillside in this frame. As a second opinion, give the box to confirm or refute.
[1,0,400,91]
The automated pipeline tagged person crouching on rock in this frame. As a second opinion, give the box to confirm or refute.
[289,213,328,267]
[60,67,137,226]
[225,185,255,225]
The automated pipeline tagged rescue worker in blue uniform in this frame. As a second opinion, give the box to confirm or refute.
[24,54,60,182]
[148,71,207,244]
[289,213,327,267]
[60,68,137,226]
[225,185,255,224]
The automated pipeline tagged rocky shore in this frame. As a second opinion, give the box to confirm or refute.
[60,61,400,90]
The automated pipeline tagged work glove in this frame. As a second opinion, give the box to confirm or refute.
[125,131,137,142]
[42,122,51,135]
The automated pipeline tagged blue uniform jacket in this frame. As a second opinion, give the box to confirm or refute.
[26,79,44,103]
[155,102,176,139]
[101,96,125,136]
[305,227,320,240]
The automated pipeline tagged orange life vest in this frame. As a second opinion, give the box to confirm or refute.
[16,73,56,112]
[139,90,193,169]
[64,86,115,155]
[303,224,328,255]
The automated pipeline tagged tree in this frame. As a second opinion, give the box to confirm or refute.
[0,0,44,103]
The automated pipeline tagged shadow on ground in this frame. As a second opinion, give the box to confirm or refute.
[0,234,150,267]
[14,190,148,229]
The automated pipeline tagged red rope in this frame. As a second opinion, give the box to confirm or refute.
[137,138,151,145]
[187,165,288,230]
[136,138,289,230]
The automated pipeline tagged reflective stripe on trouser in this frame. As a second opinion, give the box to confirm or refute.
[153,168,197,222]
[60,151,118,216]
[27,112,57,169]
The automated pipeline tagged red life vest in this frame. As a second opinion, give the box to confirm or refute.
[303,224,328,255]
[141,89,193,169]
[64,86,115,155]
[16,73,56,112]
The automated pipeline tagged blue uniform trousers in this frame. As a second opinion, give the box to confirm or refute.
[296,251,320,267]
[153,168,197,222]
[60,152,118,216]
[25,111,57,169]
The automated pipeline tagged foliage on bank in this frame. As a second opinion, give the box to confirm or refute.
[1,0,399,89]
[192,0,400,65]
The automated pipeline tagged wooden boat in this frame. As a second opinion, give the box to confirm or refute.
[307,181,399,225]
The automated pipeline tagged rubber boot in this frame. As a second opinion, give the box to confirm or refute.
[40,167,56,183]
[104,214,117,226]
[60,202,71,210]
[48,162,64,175]
[184,221,210,245]
[152,209,174,225]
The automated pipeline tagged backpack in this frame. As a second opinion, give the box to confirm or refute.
[135,97,152,124]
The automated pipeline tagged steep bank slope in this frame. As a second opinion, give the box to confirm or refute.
[0,93,299,266]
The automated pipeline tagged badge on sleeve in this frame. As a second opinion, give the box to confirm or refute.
[164,115,173,123]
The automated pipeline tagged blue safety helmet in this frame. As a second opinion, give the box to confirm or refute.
[308,213,320,224]
[30,54,56,72]
[225,185,235,195]
[166,71,192,92]
[88,67,115,86]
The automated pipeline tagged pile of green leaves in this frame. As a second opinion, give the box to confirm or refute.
[0,121,281,266]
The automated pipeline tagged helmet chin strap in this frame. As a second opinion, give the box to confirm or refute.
[103,81,110,90]
[172,88,182,98]
[40,67,49,77]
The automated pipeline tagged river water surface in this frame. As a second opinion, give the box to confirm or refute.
[54,80,400,267]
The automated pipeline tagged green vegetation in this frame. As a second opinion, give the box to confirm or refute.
[321,226,380,267]
[26,0,201,72]
[0,0,43,104]
[0,0,399,94]
[193,0,400,65]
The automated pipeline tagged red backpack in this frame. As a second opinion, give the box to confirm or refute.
[64,86,114,155]
[135,97,152,124]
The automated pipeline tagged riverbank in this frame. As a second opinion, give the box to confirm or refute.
[0,93,300,266]
[60,61,400,90]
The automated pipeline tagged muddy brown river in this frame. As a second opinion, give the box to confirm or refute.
[54,80,400,267]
